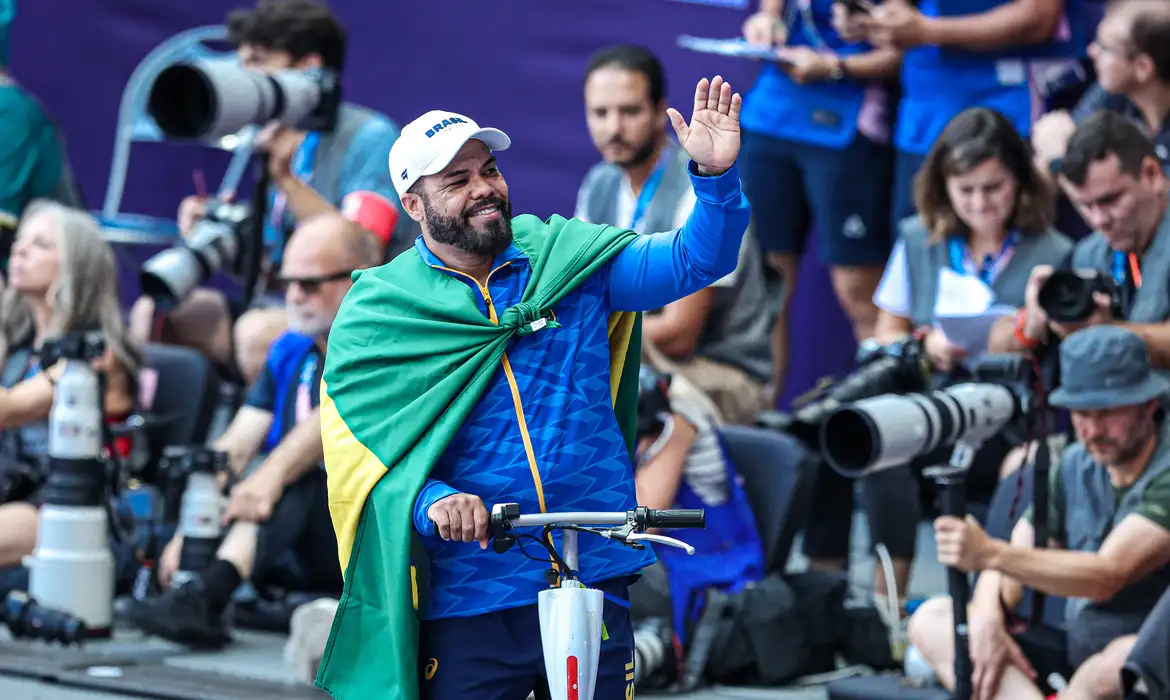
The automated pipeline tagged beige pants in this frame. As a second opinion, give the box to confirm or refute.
[642,338,768,426]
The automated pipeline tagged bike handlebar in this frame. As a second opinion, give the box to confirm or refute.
[488,503,705,538]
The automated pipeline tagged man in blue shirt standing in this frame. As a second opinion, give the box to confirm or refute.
[128,0,410,385]
[836,0,1081,228]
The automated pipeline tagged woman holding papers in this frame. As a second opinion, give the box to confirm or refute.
[808,107,1073,608]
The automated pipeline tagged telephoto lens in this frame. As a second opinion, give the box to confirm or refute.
[172,449,229,589]
[27,332,116,639]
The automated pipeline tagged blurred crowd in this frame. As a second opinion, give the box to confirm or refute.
[3,0,1170,698]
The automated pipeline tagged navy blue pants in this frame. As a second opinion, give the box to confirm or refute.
[418,577,636,700]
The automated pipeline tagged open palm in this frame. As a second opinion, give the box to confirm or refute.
[667,76,742,175]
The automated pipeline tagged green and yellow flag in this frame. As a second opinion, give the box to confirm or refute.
[316,214,642,699]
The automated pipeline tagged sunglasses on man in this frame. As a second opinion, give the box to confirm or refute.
[276,270,353,295]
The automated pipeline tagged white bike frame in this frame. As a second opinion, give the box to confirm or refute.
[491,507,697,700]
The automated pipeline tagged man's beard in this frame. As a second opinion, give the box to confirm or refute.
[609,132,660,169]
[287,306,334,338]
[423,195,514,258]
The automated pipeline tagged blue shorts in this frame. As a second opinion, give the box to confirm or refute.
[891,149,928,234]
[418,576,637,700]
[739,130,894,267]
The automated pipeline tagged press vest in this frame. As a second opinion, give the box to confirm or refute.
[261,331,320,454]
[896,0,1089,155]
[738,0,878,150]
[1070,205,1170,325]
[268,102,415,261]
[899,216,1073,327]
[1059,421,1170,649]
[656,432,766,644]
[0,346,46,465]
[577,142,774,381]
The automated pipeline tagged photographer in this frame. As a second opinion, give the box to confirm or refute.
[628,366,765,685]
[128,0,410,383]
[908,326,1170,700]
[128,213,379,648]
[997,110,1170,362]
[0,201,141,568]
[804,107,1071,604]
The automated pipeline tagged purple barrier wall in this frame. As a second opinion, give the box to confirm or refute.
[9,0,856,406]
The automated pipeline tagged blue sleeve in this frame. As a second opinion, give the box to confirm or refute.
[605,161,751,312]
[413,478,461,536]
[339,116,413,237]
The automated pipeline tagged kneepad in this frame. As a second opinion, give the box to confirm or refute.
[826,676,950,700]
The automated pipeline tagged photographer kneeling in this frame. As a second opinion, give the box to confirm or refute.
[0,201,141,567]
[806,108,1071,604]
[128,0,408,384]
[128,214,380,648]
[909,326,1170,700]
[628,367,765,685]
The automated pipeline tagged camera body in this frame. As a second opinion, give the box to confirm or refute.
[139,198,252,311]
[759,336,929,446]
[1038,269,1124,324]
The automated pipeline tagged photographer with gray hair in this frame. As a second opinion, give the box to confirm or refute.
[910,325,1170,700]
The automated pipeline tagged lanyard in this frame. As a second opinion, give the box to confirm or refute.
[295,352,319,425]
[630,157,668,233]
[1112,250,1143,289]
[947,232,1018,286]
[268,131,321,255]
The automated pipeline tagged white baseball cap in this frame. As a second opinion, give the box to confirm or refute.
[388,110,511,198]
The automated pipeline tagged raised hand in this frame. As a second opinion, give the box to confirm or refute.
[667,76,742,177]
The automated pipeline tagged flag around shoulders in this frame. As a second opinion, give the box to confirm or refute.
[316,214,643,700]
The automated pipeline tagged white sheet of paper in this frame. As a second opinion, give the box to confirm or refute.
[932,268,1015,358]
[936,306,1017,358]
[933,268,996,317]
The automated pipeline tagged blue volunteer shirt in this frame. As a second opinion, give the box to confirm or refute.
[411,162,751,620]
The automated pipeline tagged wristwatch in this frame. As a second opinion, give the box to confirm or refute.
[829,57,846,81]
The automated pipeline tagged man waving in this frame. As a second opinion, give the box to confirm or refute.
[317,76,750,700]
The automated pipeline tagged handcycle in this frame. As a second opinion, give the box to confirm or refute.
[488,502,705,700]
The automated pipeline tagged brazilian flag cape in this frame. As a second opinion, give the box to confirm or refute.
[316,214,642,699]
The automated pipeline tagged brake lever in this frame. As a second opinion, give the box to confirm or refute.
[625,532,696,555]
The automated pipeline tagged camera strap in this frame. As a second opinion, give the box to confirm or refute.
[267,131,322,257]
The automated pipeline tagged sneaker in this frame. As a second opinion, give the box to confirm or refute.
[126,576,231,649]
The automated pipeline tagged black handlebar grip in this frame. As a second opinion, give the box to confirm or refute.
[646,509,705,529]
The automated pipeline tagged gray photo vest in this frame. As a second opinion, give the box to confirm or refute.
[275,102,418,261]
[576,142,775,381]
[898,216,1073,327]
[0,346,48,464]
[1070,204,1170,325]
[1058,421,1170,662]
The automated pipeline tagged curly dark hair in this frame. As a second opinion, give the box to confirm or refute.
[227,0,346,73]
[913,107,1054,242]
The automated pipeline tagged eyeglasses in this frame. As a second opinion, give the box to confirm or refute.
[276,270,353,295]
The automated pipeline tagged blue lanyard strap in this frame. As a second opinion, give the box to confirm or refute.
[1112,250,1128,287]
[947,232,1018,285]
[268,131,322,255]
[630,158,668,233]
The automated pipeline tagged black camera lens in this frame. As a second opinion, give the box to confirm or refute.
[1038,270,1098,324]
